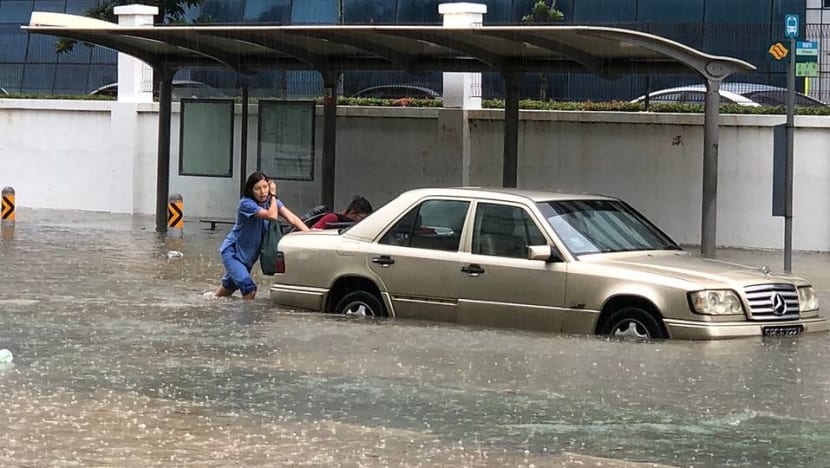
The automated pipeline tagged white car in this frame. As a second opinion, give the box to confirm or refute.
[631,82,827,107]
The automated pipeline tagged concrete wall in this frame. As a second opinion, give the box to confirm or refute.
[1,98,829,251]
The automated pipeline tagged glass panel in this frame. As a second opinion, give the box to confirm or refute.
[200,0,244,23]
[343,0,394,24]
[243,0,290,23]
[291,0,337,23]
[0,1,34,23]
[0,25,28,61]
[570,0,636,23]
[179,99,234,177]
[257,101,315,181]
[21,63,56,93]
[537,200,678,256]
[381,200,470,251]
[33,1,65,13]
[472,203,544,258]
[25,32,59,63]
[395,0,442,24]
[57,38,92,64]
[0,64,24,92]
[637,0,703,22]
[64,0,95,15]
[53,63,89,93]
[90,45,117,64]
[86,64,116,92]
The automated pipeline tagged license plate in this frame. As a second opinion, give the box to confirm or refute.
[762,325,804,336]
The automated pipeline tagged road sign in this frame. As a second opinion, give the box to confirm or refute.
[785,14,799,38]
[769,42,789,60]
[795,40,818,77]
[796,62,819,77]
[796,41,818,55]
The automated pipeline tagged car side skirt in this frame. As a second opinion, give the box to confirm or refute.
[270,284,327,311]
[664,316,829,340]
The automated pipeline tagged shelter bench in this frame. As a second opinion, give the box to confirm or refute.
[199,218,235,230]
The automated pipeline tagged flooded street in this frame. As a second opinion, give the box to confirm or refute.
[2,210,830,467]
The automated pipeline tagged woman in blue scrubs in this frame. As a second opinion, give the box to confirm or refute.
[213,171,308,300]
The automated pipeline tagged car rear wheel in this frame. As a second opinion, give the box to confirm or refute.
[602,306,666,340]
[334,291,386,317]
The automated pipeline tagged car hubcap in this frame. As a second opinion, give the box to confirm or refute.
[613,321,649,339]
[343,302,373,317]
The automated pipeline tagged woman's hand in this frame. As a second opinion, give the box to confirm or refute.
[269,181,277,198]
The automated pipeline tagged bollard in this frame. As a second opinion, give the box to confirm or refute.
[167,193,183,238]
[1,186,14,238]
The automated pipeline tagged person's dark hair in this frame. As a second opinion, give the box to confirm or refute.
[242,171,270,199]
[346,196,373,215]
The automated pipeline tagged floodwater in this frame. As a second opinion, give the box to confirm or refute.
[2,209,830,467]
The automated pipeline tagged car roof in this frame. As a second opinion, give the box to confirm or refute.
[344,186,615,241]
[633,82,826,106]
[350,84,440,98]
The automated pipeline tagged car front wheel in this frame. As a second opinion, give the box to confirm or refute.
[334,291,386,317]
[602,306,666,340]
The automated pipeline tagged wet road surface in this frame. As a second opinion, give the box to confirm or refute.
[1,209,830,467]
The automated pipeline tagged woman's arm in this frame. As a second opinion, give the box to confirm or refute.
[279,205,310,231]
[254,195,280,221]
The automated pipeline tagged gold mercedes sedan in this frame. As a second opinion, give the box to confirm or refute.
[269,188,827,340]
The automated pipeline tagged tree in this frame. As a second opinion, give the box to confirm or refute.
[521,0,564,101]
[521,0,564,24]
[56,0,205,54]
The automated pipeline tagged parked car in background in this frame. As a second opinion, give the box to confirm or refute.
[89,80,221,99]
[270,187,826,340]
[350,84,440,99]
[631,82,827,107]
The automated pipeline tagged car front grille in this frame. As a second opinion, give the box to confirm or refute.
[744,283,799,320]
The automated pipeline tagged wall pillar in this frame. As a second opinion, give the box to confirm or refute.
[439,3,486,110]
[114,4,157,103]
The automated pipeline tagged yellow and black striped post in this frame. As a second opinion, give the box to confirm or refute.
[1,186,14,237]
[167,193,183,238]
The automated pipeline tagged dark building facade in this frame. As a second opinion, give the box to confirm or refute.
[0,0,808,100]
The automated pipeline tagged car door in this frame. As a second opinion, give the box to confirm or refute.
[368,198,471,323]
[455,202,568,332]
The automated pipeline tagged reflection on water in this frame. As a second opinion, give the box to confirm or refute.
[1,209,830,466]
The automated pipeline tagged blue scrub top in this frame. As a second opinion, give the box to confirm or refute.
[220,197,283,268]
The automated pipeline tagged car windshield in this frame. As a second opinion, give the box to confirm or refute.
[537,199,680,255]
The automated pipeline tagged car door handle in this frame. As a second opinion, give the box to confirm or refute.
[461,264,485,277]
[371,255,395,267]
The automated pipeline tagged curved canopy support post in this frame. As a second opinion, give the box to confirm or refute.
[155,67,175,234]
[502,72,520,188]
[321,71,340,209]
[700,78,721,258]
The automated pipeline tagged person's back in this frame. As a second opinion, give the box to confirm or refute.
[312,196,373,230]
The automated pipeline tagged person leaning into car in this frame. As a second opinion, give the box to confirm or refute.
[213,171,308,300]
[311,196,373,229]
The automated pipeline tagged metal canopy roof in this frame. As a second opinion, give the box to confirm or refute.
[24,11,755,258]
[26,12,754,79]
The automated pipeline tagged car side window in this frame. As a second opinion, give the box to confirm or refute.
[379,199,470,251]
[472,203,546,259]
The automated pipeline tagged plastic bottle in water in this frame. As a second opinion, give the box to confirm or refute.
[0,349,13,364]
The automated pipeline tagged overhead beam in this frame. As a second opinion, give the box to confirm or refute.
[378,30,505,71]
[128,30,249,72]
[295,31,415,71]
[204,30,329,70]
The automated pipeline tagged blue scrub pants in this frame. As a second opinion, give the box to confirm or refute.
[220,247,257,295]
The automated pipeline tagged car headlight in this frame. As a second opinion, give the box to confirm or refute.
[688,290,745,315]
[798,286,819,312]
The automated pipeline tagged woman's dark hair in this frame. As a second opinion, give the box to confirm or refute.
[242,171,270,199]
[346,196,373,215]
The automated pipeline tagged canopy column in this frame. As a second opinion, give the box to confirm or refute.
[502,72,520,188]
[155,69,174,234]
[321,72,340,209]
[700,78,721,258]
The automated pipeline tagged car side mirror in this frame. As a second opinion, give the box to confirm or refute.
[527,245,564,263]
